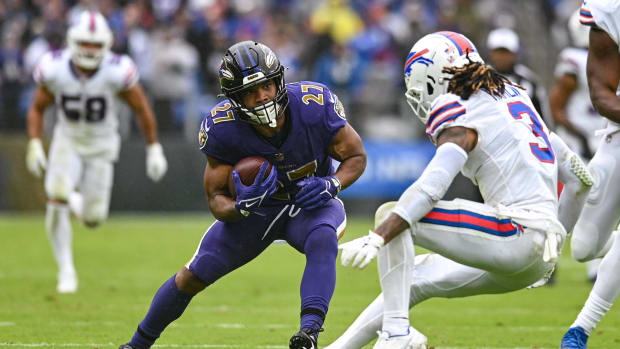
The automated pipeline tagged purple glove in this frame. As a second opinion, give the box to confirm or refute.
[232,162,278,217]
[295,176,341,210]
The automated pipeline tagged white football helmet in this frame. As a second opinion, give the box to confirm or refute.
[67,11,113,69]
[404,31,483,124]
[569,9,589,48]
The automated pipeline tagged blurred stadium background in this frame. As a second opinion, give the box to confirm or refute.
[5,1,620,347]
[0,0,584,213]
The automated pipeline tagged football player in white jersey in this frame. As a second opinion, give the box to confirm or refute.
[25,11,168,293]
[325,31,593,349]
[560,1,620,348]
[551,9,606,160]
[550,9,607,283]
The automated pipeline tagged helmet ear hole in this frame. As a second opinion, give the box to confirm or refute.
[426,82,434,96]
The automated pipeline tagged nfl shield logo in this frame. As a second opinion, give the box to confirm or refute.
[274,153,284,161]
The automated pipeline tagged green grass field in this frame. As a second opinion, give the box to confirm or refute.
[1,213,619,349]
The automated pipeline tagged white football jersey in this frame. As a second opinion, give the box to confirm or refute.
[580,0,620,132]
[555,47,606,150]
[426,87,558,217]
[33,49,139,159]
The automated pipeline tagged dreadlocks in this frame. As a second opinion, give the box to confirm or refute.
[443,54,523,100]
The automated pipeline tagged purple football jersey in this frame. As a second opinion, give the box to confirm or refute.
[199,81,347,204]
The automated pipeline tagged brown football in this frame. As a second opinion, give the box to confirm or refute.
[228,156,272,197]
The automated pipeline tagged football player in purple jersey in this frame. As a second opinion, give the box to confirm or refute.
[119,41,366,349]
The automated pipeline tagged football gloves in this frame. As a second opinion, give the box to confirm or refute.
[146,142,168,182]
[232,162,278,217]
[295,175,341,210]
[339,230,385,269]
[26,138,47,178]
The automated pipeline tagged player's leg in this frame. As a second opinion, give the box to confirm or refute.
[571,134,620,262]
[125,210,281,349]
[44,136,82,293]
[325,253,505,349]
[79,157,114,227]
[374,202,415,340]
[284,200,345,348]
[561,227,620,347]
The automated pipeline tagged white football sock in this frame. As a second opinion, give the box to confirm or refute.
[378,229,415,335]
[572,232,620,334]
[68,191,84,221]
[46,202,75,276]
[572,292,612,335]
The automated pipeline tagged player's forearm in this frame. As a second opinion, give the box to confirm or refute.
[26,108,45,139]
[333,153,366,190]
[374,212,410,244]
[123,85,159,144]
[134,108,159,144]
[208,194,244,222]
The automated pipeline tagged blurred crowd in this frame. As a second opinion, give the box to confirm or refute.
[0,0,582,141]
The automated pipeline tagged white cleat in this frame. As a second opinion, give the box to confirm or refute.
[57,270,78,293]
[372,326,427,349]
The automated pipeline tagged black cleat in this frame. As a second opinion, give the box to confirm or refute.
[289,327,323,349]
[118,344,135,349]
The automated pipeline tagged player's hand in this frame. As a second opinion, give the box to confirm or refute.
[295,176,341,210]
[339,230,385,269]
[146,142,167,182]
[233,162,278,217]
[26,138,47,178]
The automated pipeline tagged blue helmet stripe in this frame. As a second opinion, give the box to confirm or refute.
[235,48,246,72]
[244,45,256,67]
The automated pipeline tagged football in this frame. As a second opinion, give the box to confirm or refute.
[228,156,273,197]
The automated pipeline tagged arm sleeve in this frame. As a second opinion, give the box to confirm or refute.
[392,142,468,226]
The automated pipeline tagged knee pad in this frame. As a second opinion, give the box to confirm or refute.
[82,200,109,226]
[305,225,338,260]
[572,220,603,262]
[375,201,398,229]
[45,176,71,202]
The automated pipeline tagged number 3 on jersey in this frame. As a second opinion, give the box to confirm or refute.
[507,101,555,163]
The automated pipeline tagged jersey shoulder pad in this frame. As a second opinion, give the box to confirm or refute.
[199,100,240,163]
[580,0,620,30]
[555,48,583,78]
[426,93,467,137]
[207,100,237,129]
[288,81,345,121]
[103,53,139,91]
[33,50,66,86]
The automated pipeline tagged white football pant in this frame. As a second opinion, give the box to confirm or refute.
[44,134,114,291]
[571,132,620,262]
[568,131,620,334]
[327,199,555,349]
[45,134,114,224]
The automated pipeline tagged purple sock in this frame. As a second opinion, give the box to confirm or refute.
[300,226,338,332]
[129,275,194,349]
